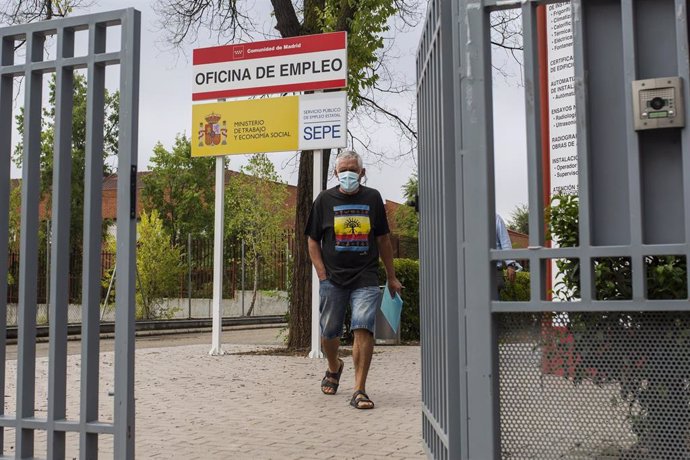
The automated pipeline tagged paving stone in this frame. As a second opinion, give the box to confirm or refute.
[3,333,424,459]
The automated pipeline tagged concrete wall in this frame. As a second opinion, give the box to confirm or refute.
[7,290,288,325]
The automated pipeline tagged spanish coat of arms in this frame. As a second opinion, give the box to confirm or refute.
[198,113,228,147]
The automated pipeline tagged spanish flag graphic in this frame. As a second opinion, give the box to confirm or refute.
[333,205,371,252]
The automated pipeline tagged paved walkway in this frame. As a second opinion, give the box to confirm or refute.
[4,328,425,459]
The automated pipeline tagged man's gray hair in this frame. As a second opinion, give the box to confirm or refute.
[335,149,363,170]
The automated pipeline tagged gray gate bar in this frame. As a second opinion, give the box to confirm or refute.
[16,31,45,459]
[0,36,12,456]
[568,0,592,307]
[621,0,645,303]
[114,8,140,459]
[521,2,546,301]
[571,0,593,303]
[0,9,139,458]
[80,21,107,459]
[459,0,499,457]
[676,0,690,292]
[0,53,121,77]
[47,26,75,460]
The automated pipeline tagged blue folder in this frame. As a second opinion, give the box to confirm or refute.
[380,283,403,333]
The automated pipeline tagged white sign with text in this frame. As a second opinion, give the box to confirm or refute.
[547,2,578,196]
[298,92,348,150]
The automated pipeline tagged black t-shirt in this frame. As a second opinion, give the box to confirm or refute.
[305,185,390,288]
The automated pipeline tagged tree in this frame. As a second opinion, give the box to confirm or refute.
[394,173,418,238]
[141,135,215,246]
[8,185,20,252]
[134,210,184,320]
[0,0,85,25]
[225,154,290,316]
[14,73,119,248]
[507,203,529,235]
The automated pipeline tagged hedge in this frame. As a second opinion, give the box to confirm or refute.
[499,270,530,301]
[378,259,420,342]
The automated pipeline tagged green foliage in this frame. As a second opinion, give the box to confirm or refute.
[547,194,579,246]
[499,270,530,301]
[8,186,20,252]
[507,203,529,235]
[318,0,396,107]
[547,194,580,300]
[225,154,290,252]
[141,135,215,245]
[14,73,119,247]
[646,255,688,299]
[395,234,419,260]
[225,154,290,313]
[394,205,418,238]
[377,259,420,342]
[402,173,418,203]
[549,194,687,301]
[135,210,183,320]
[394,173,419,238]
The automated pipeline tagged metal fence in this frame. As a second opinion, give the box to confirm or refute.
[6,230,416,324]
[5,232,296,323]
[418,0,690,458]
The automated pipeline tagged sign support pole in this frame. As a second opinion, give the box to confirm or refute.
[308,148,324,359]
[210,156,225,356]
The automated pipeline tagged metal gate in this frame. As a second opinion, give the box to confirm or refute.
[418,0,690,458]
[0,9,139,459]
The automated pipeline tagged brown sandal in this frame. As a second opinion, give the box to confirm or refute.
[350,390,375,409]
[321,359,344,395]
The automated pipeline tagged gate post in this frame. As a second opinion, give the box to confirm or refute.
[0,9,140,458]
[114,8,141,459]
[457,1,502,456]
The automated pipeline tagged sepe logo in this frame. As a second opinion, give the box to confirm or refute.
[232,45,245,60]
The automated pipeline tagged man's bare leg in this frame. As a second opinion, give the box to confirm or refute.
[352,329,375,408]
[321,336,342,395]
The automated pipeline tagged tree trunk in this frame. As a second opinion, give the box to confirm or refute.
[288,151,314,349]
[322,149,331,189]
[247,254,259,316]
[270,0,301,37]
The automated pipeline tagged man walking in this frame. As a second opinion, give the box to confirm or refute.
[306,150,403,409]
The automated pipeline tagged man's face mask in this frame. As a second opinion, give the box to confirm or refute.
[338,171,361,193]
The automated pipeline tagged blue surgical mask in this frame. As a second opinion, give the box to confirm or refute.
[338,171,361,193]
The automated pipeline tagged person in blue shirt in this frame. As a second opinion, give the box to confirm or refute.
[496,214,521,294]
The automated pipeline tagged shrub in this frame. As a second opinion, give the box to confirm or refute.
[499,270,530,302]
[135,210,184,320]
[378,258,420,342]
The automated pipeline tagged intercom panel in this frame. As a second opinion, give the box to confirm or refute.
[632,77,685,131]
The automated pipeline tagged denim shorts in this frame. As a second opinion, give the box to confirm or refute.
[319,279,381,339]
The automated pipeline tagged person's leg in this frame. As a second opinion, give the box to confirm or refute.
[349,286,381,408]
[352,329,374,392]
[319,279,348,394]
[322,336,341,377]
[496,267,505,298]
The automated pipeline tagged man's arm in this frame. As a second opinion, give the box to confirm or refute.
[307,237,328,281]
[376,234,403,295]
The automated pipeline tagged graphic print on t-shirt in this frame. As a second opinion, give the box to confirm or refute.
[333,204,371,252]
